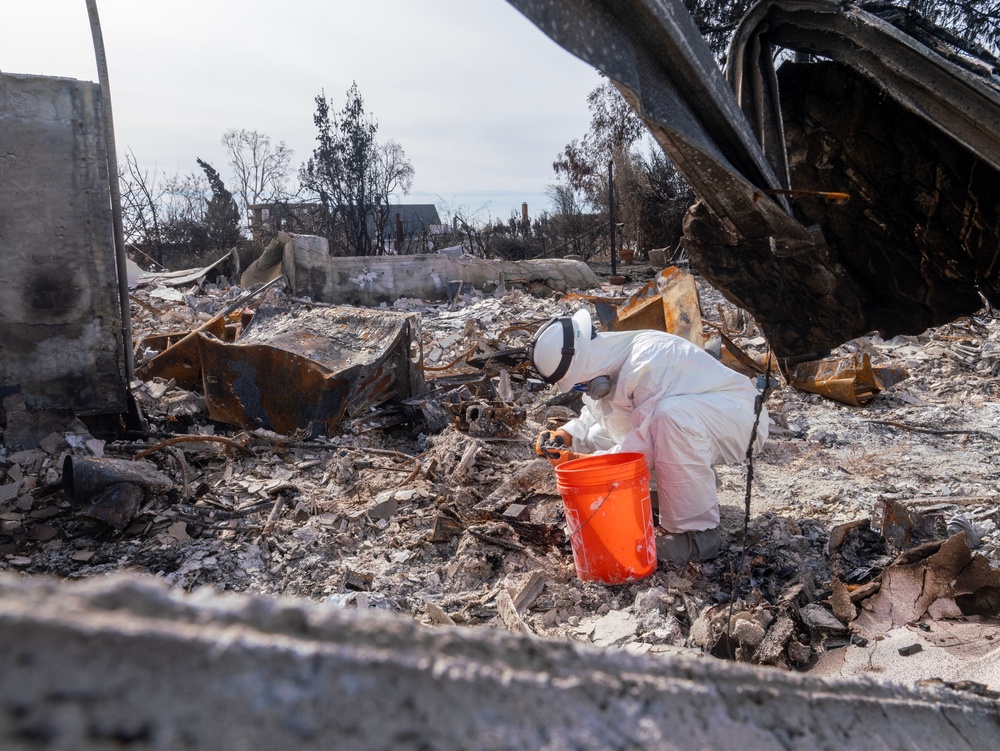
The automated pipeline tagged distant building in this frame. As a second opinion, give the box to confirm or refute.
[249,202,442,254]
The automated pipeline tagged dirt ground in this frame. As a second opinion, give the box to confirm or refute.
[2,258,999,690]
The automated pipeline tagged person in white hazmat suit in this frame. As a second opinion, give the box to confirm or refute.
[529,308,767,563]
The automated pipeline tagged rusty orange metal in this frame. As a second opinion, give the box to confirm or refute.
[198,306,424,437]
[135,316,229,390]
[788,352,909,406]
[613,267,707,347]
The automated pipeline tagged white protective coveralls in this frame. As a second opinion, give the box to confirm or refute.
[560,329,767,533]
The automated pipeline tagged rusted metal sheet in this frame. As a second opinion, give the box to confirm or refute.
[877,498,952,552]
[199,306,424,437]
[613,267,706,347]
[136,276,284,390]
[788,353,909,407]
[136,317,230,390]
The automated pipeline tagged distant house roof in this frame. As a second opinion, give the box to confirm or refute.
[248,202,442,241]
[373,204,442,236]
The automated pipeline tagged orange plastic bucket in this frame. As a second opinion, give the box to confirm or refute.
[555,452,656,584]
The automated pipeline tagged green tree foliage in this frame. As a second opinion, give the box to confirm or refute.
[197,158,242,253]
[552,79,689,257]
[684,0,999,58]
[553,80,645,209]
[300,82,414,256]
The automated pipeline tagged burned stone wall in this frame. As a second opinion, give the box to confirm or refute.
[0,72,126,423]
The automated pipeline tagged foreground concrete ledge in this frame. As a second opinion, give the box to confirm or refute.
[0,573,997,750]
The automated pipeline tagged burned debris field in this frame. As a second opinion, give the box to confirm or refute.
[4,2,1000,743]
[3,263,999,687]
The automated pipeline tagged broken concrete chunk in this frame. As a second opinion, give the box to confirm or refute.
[368,492,399,522]
[730,614,767,649]
[591,610,638,647]
[497,589,532,636]
[424,601,456,626]
[0,483,20,505]
[799,603,849,633]
[511,571,546,612]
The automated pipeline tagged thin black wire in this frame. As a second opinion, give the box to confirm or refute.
[723,252,787,660]
[724,352,773,658]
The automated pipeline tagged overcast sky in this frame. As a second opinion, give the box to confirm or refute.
[3,0,605,221]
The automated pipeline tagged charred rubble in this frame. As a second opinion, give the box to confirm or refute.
[2,266,998,674]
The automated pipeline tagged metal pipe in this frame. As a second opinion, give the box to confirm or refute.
[85,0,135,384]
[608,160,617,277]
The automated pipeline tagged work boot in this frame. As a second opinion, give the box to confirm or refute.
[656,528,722,563]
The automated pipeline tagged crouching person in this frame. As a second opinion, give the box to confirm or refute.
[529,309,767,564]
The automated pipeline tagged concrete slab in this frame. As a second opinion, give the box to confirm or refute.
[0,573,997,750]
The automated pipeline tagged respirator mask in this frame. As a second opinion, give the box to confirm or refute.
[572,375,612,399]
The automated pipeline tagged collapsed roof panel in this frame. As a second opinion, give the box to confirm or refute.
[199,306,424,437]
[507,0,1000,358]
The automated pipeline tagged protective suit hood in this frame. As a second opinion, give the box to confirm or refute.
[571,331,641,386]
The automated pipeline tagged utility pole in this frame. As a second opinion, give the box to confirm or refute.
[609,160,617,277]
[86,0,135,384]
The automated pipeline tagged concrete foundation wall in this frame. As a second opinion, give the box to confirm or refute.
[0,573,996,750]
[242,233,600,306]
[0,73,126,416]
[293,251,600,306]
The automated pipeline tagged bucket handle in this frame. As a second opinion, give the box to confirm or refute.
[565,484,616,539]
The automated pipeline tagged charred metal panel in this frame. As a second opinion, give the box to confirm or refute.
[687,60,1000,356]
[509,0,1000,358]
[199,307,424,437]
[613,267,706,347]
[0,73,126,416]
[506,0,813,254]
[778,62,1000,336]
